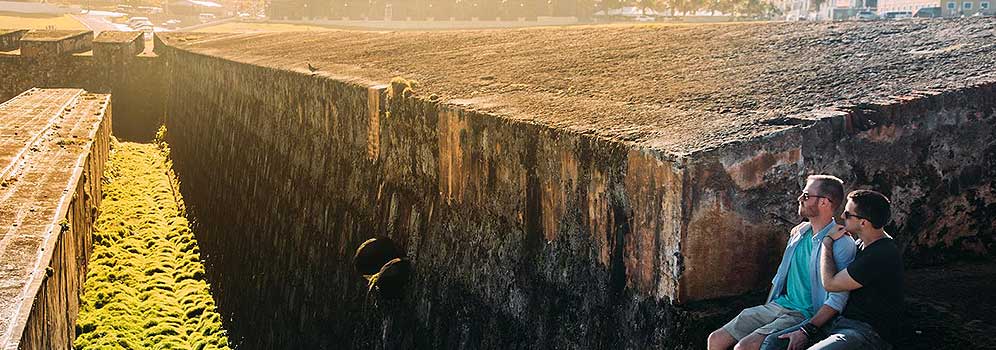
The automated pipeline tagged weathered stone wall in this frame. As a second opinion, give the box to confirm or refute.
[680,83,996,300]
[0,55,102,101]
[106,55,165,141]
[19,31,93,58]
[0,30,27,51]
[0,30,164,141]
[157,32,996,348]
[159,43,723,349]
[8,95,111,350]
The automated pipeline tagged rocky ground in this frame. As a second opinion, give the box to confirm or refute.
[900,261,996,349]
[682,260,996,349]
[162,18,996,156]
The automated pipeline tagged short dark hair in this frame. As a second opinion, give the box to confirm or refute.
[807,175,845,212]
[848,190,892,229]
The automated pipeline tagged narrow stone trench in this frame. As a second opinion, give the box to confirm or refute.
[73,134,229,350]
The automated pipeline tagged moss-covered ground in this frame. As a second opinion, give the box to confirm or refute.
[75,137,229,350]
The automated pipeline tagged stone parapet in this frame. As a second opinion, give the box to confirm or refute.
[0,30,27,52]
[0,89,111,350]
[93,31,144,64]
[19,30,93,58]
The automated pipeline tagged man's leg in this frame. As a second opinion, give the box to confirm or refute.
[808,318,889,350]
[733,332,767,350]
[735,312,806,350]
[806,329,870,350]
[759,321,806,350]
[707,329,737,350]
[708,304,785,350]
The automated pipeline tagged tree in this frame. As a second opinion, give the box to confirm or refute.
[598,0,624,14]
[637,0,661,15]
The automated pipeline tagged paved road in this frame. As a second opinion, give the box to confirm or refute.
[72,12,130,33]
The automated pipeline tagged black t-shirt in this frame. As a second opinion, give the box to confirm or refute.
[842,237,904,344]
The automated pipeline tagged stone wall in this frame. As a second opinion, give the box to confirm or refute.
[0,30,164,141]
[677,83,996,300]
[0,55,101,101]
[19,31,93,58]
[104,55,165,141]
[2,92,112,350]
[158,42,724,349]
[0,30,27,51]
[156,34,995,349]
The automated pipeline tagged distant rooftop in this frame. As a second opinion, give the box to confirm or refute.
[159,18,996,156]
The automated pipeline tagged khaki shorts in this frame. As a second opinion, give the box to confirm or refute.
[721,302,806,341]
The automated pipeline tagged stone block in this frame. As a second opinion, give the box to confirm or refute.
[0,30,27,52]
[19,30,93,58]
[93,31,144,62]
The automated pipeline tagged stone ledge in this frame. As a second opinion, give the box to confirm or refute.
[0,90,110,350]
[19,30,93,58]
[0,30,27,52]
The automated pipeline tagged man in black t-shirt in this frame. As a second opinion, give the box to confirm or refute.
[761,190,903,350]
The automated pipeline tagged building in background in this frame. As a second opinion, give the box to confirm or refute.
[878,0,990,15]
[779,0,878,20]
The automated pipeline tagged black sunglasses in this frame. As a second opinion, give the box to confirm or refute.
[843,211,869,221]
[799,191,831,203]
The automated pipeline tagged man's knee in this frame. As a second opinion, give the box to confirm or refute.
[733,333,765,350]
[808,332,867,350]
[708,329,735,350]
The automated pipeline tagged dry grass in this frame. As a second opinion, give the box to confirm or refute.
[0,12,86,30]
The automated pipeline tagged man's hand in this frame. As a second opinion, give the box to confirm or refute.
[778,330,809,350]
[827,224,848,241]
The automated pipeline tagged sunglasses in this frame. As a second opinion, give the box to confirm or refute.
[843,211,869,221]
[799,191,831,203]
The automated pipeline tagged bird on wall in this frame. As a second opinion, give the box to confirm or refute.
[307,62,320,73]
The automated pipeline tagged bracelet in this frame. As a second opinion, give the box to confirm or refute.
[801,323,820,341]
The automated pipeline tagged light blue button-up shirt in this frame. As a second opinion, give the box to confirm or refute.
[766,219,857,315]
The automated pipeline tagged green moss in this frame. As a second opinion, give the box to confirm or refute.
[75,139,230,349]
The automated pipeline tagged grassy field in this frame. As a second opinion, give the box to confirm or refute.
[75,135,230,350]
[195,21,336,32]
[0,12,85,30]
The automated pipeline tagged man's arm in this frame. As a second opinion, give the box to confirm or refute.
[777,304,839,350]
[808,305,838,327]
[823,236,856,311]
[820,235,862,292]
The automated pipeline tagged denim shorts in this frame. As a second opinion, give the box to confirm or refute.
[721,302,807,340]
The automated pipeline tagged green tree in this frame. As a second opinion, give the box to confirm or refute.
[600,0,624,12]
[680,0,703,15]
[636,0,661,15]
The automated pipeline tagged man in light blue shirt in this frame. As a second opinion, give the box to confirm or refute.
[708,175,857,350]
